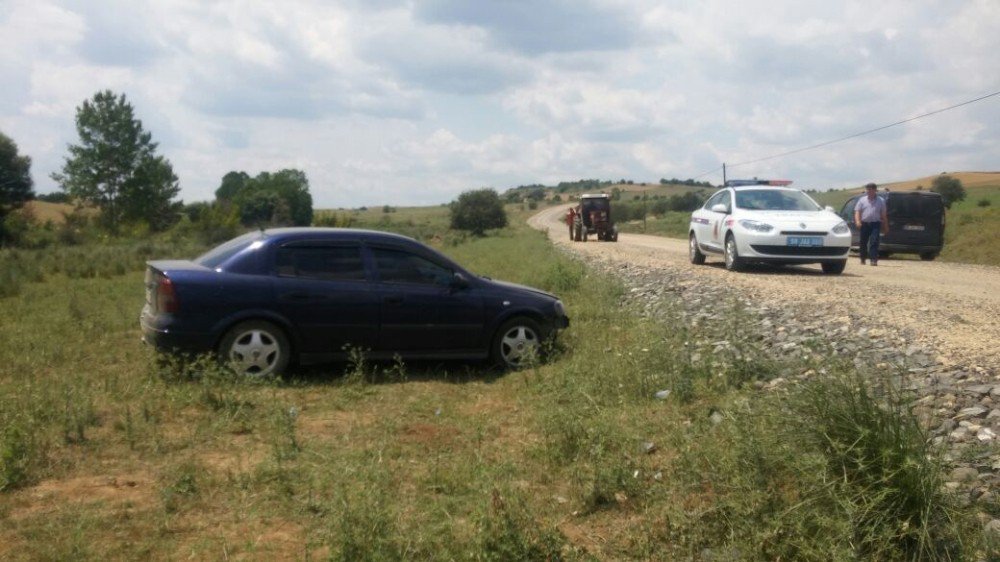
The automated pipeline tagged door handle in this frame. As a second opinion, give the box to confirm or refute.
[384,295,404,305]
[283,292,316,301]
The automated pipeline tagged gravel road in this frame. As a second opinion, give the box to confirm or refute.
[530,204,1000,374]
[530,204,1000,511]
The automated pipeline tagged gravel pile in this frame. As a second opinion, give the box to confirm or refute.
[579,253,1000,521]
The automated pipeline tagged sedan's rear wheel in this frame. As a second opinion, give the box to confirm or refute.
[219,320,290,378]
[689,233,706,265]
[724,234,744,272]
[492,317,543,370]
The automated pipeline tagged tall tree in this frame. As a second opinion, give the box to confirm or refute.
[0,130,34,227]
[215,168,313,227]
[215,171,250,202]
[52,90,180,231]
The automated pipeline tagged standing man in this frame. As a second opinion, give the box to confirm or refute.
[854,182,889,266]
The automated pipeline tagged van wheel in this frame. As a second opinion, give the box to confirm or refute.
[920,252,937,261]
[219,320,290,378]
[821,260,847,275]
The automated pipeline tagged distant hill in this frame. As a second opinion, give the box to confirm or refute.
[18,200,98,225]
[22,201,76,224]
[812,171,1000,208]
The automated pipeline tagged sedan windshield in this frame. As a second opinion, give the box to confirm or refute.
[735,189,820,211]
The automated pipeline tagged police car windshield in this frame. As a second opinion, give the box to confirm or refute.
[735,189,820,211]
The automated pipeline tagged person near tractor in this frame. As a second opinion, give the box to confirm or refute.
[566,206,577,240]
[854,182,889,266]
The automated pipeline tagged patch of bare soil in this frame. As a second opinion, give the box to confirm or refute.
[7,473,156,522]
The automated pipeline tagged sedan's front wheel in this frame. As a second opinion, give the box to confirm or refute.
[724,234,744,272]
[689,233,706,265]
[821,260,847,275]
[492,317,543,370]
[219,320,291,378]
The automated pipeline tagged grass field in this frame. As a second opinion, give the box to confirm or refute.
[0,204,989,559]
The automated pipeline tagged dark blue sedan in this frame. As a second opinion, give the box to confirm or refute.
[140,228,570,376]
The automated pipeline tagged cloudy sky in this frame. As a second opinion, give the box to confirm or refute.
[1,0,998,208]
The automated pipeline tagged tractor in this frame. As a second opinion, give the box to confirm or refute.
[567,193,618,242]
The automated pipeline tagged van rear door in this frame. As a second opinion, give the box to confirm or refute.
[885,193,944,247]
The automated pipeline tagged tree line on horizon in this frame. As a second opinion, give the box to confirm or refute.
[0,90,973,245]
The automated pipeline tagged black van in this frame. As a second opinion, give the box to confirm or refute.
[840,191,945,260]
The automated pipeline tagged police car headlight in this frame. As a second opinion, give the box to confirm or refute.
[738,219,774,233]
[832,221,849,235]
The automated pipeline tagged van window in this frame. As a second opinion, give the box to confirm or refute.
[887,194,943,218]
[841,197,858,221]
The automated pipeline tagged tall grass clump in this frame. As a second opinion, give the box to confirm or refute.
[0,422,36,491]
[792,371,968,560]
[327,471,404,561]
[475,488,567,561]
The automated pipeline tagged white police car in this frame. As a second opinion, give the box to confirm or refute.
[689,179,851,274]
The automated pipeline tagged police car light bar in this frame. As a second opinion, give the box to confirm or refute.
[725,179,793,187]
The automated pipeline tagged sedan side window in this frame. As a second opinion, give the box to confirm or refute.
[275,246,366,281]
[372,248,453,287]
[704,191,724,210]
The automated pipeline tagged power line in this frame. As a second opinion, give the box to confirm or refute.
[726,88,1000,169]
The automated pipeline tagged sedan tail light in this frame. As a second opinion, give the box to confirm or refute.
[156,274,178,313]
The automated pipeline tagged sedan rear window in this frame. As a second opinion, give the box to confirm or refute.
[195,232,261,269]
[276,246,366,281]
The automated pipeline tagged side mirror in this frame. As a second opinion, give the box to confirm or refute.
[450,272,470,290]
[824,205,835,213]
[711,203,728,214]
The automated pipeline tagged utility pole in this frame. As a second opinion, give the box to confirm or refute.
[722,163,727,186]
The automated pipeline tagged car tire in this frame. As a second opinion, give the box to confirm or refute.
[689,232,706,265]
[491,317,543,370]
[724,234,744,272]
[920,252,937,261]
[218,320,291,378]
[821,260,847,275]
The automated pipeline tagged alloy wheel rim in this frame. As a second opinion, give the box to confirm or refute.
[500,326,539,367]
[229,329,280,376]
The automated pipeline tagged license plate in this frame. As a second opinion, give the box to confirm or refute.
[903,224,925,231]
[786,236,823,247]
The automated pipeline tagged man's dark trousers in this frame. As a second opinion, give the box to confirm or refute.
[859,222,882,263]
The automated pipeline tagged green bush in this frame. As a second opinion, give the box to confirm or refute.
[450,189,508,235]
